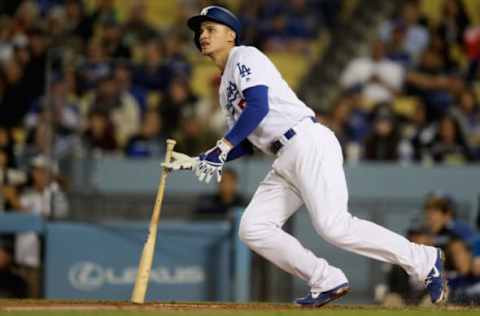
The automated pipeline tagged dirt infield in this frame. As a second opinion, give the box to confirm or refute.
[0,300,299,312]
[0,299,477,312]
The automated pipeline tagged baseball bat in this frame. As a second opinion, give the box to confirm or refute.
[131,139,176,304]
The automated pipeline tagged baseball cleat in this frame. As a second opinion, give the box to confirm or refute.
[425,249,448,304]
[295,283,350,308]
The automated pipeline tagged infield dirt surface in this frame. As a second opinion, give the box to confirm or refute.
[1,300,480,316]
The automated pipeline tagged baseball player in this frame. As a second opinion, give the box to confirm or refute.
[163,5,448,307]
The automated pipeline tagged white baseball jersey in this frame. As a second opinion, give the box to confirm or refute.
[218,45,315,154]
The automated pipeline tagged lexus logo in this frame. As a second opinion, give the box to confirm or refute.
[68,262,205,291]
[68,262,105,291]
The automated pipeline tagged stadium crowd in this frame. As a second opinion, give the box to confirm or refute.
[334,0,480,165]
[0,0,479,305]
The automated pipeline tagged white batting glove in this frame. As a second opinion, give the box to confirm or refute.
[162,152,198,171]
[194,139,232,183]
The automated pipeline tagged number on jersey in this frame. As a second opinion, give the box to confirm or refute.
[237,63,252,78]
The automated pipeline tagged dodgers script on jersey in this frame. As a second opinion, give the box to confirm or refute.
[219,46,315,154]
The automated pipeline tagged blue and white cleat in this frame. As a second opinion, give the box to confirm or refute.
[295,283,350,308]
[425,249,448,304]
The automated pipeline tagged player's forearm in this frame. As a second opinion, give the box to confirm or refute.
[226,139,254,161]
[224,85,269,146]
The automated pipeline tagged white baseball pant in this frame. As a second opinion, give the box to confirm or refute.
[239,118,437,292]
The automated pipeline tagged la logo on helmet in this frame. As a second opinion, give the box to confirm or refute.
[200,7,210,16]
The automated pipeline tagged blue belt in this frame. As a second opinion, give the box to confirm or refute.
[270,116,317,155]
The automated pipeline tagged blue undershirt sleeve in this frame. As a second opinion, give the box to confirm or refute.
[224,85,269,147]
[226,139,254,161]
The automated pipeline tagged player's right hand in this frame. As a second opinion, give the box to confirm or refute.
[162,152,198,171]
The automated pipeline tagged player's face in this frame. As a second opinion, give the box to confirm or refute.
[199,21,235,55]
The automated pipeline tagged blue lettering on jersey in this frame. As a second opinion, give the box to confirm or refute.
[237,63,252,78]
[226,81,240,116]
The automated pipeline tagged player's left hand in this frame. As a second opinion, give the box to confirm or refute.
[195,139,232,183]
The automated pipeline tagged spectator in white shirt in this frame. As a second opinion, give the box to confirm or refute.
[341,40,405,104]
[14,155,68,297]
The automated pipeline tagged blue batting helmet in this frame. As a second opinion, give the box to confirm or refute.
[187,6,241,50]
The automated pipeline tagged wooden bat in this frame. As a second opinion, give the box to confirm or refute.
[131,139,176,304]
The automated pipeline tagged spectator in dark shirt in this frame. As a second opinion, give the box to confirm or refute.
[446,238,480,305]
[125,110,165,158]
[82,110,118,156]
[133,39,171,93]
[364,104,400,161]
[0,59,29,128]
[424,193,476,249]
[159,78,198,137]
[194,168,246,220]
[0,240,28,298]
[427,114,473,164]
[437,0,470,47]
[99,18,131,59]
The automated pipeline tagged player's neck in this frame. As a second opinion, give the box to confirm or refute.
[209,46,233,71]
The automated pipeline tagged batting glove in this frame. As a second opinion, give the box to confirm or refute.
[162,152,198,171]
[195,139,232,183]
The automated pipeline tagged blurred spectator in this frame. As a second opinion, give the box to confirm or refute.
[236,1,261,45]
[343,88,371,145]
[99,18,131,60]
[113,62,147,112]
[159,78,199,137]
[133,39,171,92]
[15,155,68,297]
[24,75,81,159]
[123,1,157,46]
[85,0,118,32]
[45,5,68,45]
[22,26,49,103]
[125,110,165,158]
[341,40,404,105]
[449,88,480,158]
[377,226,433,306]
[258,0,320,53]
[163,32,191,80]
[404,101,436,163]
[193,168,246,220]
[426,114,473,164]
[437,0,470,47]
[380,0,429,63]
[64,0,92,42]
[14,1,41,35]
[446,238,480,305]
[173,113,218,157]
[0,127,18,168]
[384,22,412,69]
[326,96,353,150]
[82,73,140,147]
[82,110,118,156]
[405,46,463,122]
[195,75,226,138]
[0,149,25,211]
[364,104,401,161]
[78,38,110,91]
[0,240,28,298]
[424,193,476,249]
[0,59,29,128]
